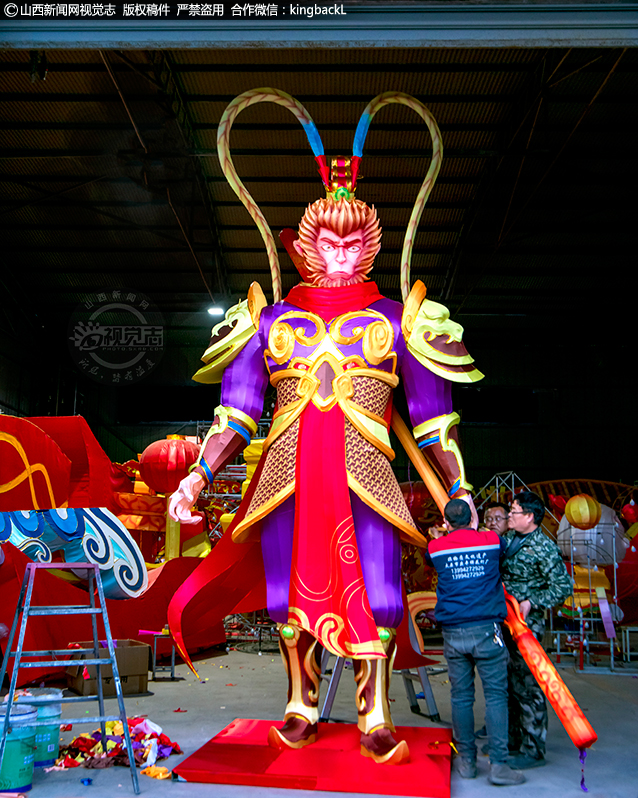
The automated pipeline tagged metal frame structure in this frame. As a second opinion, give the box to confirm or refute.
[3,4,638,49]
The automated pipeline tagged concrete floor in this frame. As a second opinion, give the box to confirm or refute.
[22,645,638,798]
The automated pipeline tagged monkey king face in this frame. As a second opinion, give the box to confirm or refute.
[293,197,382,288]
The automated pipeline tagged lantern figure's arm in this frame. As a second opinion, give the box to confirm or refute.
[191,413,253,486]
[170,290,271,523]
[504,592,597,750]
[399,280,483,499]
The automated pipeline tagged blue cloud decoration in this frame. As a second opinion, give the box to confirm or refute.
[0,508,148,599]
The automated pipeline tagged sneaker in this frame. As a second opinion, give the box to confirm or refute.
[475,725,488,739]
[455,756,478,779]
[489,762,526,785]
[506,753,546,770]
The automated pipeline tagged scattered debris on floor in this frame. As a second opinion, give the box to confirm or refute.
[46,717,181,773]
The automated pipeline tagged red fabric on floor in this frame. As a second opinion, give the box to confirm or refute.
[174,719,452,797]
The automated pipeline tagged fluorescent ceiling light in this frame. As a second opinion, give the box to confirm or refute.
[207,307,224,316]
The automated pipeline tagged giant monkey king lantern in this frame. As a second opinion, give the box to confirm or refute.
[169,89,483,765]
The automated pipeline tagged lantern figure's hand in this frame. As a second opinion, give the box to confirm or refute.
[169,473,206,524]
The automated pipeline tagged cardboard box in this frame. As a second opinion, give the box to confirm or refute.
[66,639,150,697]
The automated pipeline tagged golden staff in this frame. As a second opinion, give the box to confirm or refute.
[391,408,597,751]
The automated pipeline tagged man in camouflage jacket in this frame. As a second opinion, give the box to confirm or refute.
[500,491,572,769]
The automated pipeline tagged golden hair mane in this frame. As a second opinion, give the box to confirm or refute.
[297,198,382,287]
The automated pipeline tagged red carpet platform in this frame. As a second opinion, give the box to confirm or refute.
[174,719,452,797]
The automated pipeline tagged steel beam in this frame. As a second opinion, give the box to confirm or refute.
[2,4,638,49]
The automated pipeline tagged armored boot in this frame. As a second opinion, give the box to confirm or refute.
[268,623,322,750]
[353,627,410,765]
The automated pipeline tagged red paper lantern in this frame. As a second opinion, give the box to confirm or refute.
[138,438,200,495]
[548,494,567,517]
[621,502,638,525]
[564,494,602,531]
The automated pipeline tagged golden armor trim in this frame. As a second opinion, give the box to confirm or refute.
[401,280,427,340]
[229,407,258,436]
[265,311,326,369]
[263,382,314,452]
[409,349,484,384]
[247,281,267,328]
[363,318,395,366]
[270,364,310,384]
[349,408,393,459]
[355,629,398,735]
[287,608,385,659]
[334,374,395,460]
[196,405,258,466]
[308,352,344,411]
[266,321,295,366]
[412,411,472,492]
[343,365,399,385]
[331,310,395,367]
[403,287,485,383]
[277,623,321,725]
[330,311,367,346]
[413,411,458,440]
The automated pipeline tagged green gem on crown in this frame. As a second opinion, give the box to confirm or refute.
[333,186,354,201]
[378,627,391,642]
[281,625,295,640]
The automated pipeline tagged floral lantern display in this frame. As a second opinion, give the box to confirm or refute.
[564,494,602,531]
[139,436,200,496]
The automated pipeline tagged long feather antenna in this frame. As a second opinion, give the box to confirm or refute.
[353,92,443,303]
[217,88,326,303]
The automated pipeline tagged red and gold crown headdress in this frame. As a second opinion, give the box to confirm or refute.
[217,88,442,303]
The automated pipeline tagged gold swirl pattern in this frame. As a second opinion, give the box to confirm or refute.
[265,311,326,367]
[266,321,295,365]
[315,613,347,656]
[362,318,394,365]
[288,607,311,630]
[0,432,57,510]
[277,311,326,347]
[331,311,368,346]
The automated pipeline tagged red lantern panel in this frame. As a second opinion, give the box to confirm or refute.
[138,439,200,496]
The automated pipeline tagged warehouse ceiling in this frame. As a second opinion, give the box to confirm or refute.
[0,44,636,395]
